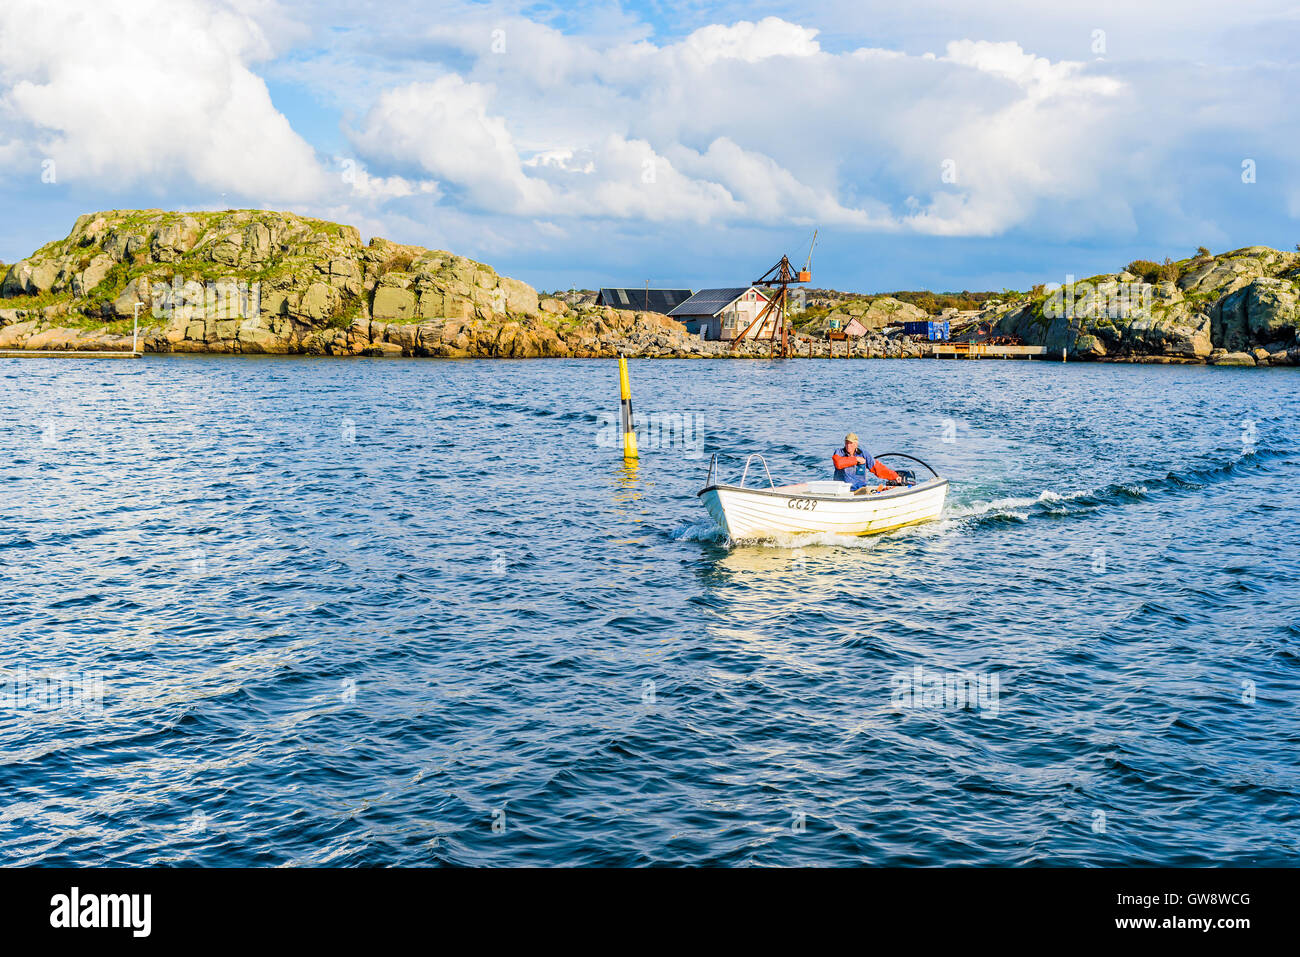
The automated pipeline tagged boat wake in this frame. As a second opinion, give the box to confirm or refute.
[945,485,1149,528]
[944,444,1290,533]
[669,519,728,543]
[740,530,887,550]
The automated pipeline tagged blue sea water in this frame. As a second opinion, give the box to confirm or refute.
[0,356,1297,866]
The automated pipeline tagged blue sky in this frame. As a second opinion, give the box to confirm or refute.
[1,0,1297,293]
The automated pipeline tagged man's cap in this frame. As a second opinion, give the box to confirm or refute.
[845,432,859,443]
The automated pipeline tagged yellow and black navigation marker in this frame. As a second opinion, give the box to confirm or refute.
[618,354,638,459]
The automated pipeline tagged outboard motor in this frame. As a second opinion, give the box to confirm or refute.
[874,453,940,488]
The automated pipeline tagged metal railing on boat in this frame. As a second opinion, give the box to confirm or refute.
[740,453,776,489]
[704,452,777,490]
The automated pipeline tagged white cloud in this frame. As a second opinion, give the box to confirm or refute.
[4,0,1296,278]
[897,40,1127,235]
[672,17,822,65]
[354,75,554,214]
[345,21,1138,237]
[943,39,1121,98]
[0,0,331,201]
[352,74,891,228]
[523,149,593,174]
[669,138,893,228]
[343,166,439,201]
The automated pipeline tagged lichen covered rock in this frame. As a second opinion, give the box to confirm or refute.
[0,209,562,356]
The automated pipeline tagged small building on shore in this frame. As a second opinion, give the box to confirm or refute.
[668,286,780,340]
[828,316,870,338]
[595,288,693,315]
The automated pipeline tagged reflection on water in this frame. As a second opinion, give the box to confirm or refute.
[610,459,651,544]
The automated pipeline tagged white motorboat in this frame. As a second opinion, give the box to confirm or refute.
[698,452,948,541]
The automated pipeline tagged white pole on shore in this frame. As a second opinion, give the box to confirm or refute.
[133,302,142,354]
[1062,347,1066,362]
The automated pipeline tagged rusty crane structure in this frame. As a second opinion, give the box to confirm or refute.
[730,230,817,357]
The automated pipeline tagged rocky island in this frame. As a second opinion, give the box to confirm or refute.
[989,247,1300,367]
[1,209,1297,365]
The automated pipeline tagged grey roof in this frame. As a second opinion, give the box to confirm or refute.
[667,287,762,318]
[596,288,693,314]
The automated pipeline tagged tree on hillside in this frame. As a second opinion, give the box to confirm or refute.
[1127,260,1160,282]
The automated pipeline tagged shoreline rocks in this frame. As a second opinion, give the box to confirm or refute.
[2,211,1298,364]
[986,247,1300,363]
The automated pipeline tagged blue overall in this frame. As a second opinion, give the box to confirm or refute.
[834,446,876,490]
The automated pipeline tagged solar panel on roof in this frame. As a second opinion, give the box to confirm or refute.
[667,288,752,317]
[597,288,694,315]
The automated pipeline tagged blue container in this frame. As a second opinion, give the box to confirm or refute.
[902,320,950,341]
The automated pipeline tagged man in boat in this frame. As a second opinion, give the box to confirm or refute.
[833,433,901,491]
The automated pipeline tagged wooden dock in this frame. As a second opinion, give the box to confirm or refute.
[930,343,1049,359]
[0,350,143,358]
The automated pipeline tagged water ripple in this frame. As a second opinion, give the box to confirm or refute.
[0,358,1296,865]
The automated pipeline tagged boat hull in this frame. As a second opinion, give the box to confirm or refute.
[699,478,949,540]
